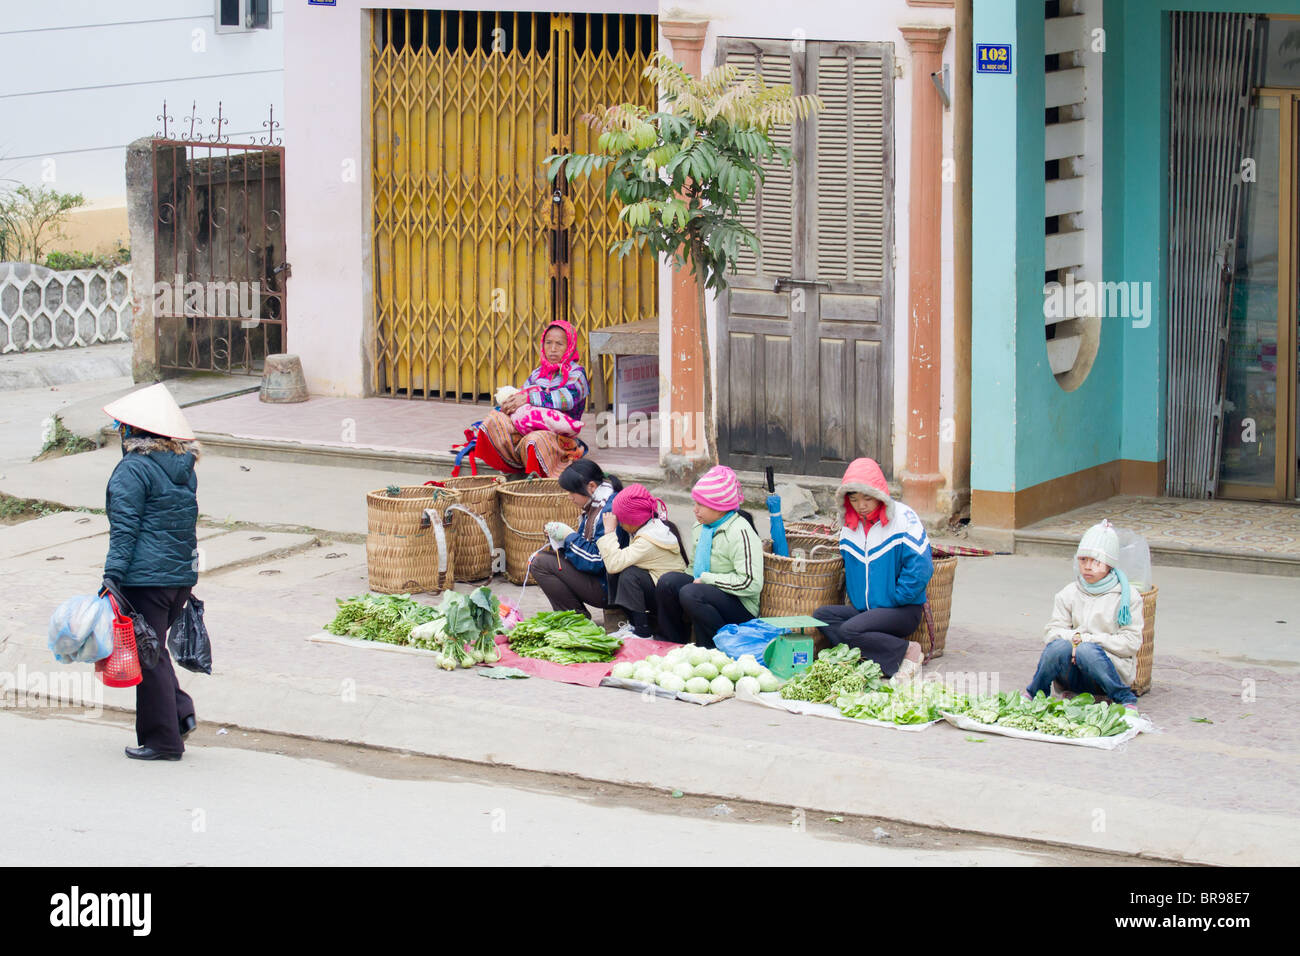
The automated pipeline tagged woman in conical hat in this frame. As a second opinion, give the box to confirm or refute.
[100,384,201,760]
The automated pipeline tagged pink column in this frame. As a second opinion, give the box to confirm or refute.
[900,25,950,516]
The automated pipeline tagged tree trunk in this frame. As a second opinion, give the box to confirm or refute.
[689,235,720,466]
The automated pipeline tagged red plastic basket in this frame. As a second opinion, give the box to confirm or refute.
[95,593,142,688]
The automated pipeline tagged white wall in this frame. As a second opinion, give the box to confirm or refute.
[0,1,284,205]
[662,0,957,485]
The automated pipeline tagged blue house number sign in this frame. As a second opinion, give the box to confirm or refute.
[976,44,1012,74]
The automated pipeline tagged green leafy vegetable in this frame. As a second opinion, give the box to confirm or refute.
[324,594,436,645]
[508,610,623,664]
[951,691,1133,738]
[779,645,885,704]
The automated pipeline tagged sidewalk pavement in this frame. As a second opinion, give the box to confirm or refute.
[0,342,130,391]
[2,491,1297,864]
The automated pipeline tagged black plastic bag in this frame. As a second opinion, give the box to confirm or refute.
[169,596,213,674]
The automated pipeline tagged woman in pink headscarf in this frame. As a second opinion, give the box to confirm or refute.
[478,321,589,476]
[595,484,689,637]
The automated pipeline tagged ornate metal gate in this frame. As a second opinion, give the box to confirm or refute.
[369,9,657,401]
[152,112,288,375]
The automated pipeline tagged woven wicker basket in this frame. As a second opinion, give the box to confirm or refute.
[498,478,579,585]
[906,554,958,660]
[1133,586,1157,697]
[759,535,846,638]
[365,486,458,594]
[784,520,840,542]
[437,475,505,581]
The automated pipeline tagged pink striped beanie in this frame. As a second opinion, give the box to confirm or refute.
[691,465,743,512]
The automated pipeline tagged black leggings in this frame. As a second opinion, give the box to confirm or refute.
[656,571,754,647]
[120,585,194,754]
[814,603,924,677]
[612,565,657,635]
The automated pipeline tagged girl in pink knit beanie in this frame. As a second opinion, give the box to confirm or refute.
[655,466,763,646]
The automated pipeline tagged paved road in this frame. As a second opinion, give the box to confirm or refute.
[0,709,1071,867]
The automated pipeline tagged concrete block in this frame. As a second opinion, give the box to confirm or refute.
[0,511,107,561]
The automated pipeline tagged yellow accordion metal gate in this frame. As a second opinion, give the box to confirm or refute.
[370,9,657,402]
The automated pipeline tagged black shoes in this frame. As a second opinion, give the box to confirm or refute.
[125,746,182,761]
[180,715,197,739]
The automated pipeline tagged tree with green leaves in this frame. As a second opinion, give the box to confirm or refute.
[0,185,87,264]
[545,50,822,465]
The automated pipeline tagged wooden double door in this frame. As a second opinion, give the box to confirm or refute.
[717,38,895,477]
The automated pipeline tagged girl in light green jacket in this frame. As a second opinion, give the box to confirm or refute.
[654,466,763,646]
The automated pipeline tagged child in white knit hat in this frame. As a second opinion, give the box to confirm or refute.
[1026,519,1143,706]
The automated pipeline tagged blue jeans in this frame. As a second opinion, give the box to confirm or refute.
[1027,639,1138,705]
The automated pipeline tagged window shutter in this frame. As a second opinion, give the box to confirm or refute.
[724,49,796,278]
[812,51,887,283]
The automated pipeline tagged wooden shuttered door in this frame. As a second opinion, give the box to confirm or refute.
[718,38,894,478]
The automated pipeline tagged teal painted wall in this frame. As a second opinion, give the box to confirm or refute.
[972,0,1124,494]
[971,0,1024,493]
[1117,0,1299,466]
[972,0,1300,497]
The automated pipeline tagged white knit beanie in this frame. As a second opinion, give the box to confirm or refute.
[1076,520,1120,567]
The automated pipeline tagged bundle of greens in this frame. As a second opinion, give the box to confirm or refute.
[779,645,886,704]
[324,594,436,645]
[836,679,968,725]
[408,586,503,670]
[507,610,623,664]
[963,691,1131,738]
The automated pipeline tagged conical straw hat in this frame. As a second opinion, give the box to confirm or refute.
[103,383,195,440]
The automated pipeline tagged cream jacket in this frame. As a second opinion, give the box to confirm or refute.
[1044,580,1145,687]
[596,519,687,583]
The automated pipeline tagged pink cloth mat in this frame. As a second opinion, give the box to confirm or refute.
[491,633,679,687]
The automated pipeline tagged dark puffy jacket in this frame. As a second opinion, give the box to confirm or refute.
[104,437,200,587]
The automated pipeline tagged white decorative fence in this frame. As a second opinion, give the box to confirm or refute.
[0,264,132,353]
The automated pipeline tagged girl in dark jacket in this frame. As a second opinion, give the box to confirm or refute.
[530,459,629,617]
[101,384,202,761]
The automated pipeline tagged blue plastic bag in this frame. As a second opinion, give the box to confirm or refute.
[714,618,786,660]
[48,594,114,664]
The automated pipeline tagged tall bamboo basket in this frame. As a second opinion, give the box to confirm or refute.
[760,535,845,651]
[437,475,505,581]
[1133,586,1158,696]
[498,478,579,585]
[906,554,958,660]
[784,520,840,542]
[365,486,458,594]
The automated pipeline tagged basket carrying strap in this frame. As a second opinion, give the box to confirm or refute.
[445,504,506,578]
[921,601,937,664]
[421,508,453,587]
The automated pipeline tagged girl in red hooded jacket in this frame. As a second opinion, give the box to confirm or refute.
[815,458,933,681]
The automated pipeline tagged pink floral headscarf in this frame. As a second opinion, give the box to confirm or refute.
[537,320,580,381]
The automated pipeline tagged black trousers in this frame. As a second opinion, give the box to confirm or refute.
[655,571,754,647]
[120,585,194,755]
[612,565,659,636]
[814,603,924,677]
[528,552,609,615]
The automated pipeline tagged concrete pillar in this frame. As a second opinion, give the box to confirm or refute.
[900,26,950,518]
[124,137,159,383]
[659,19,709,462]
